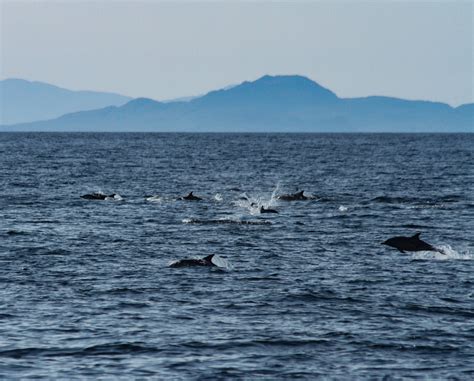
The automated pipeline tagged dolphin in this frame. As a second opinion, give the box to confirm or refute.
[382,233,444,254]
[260,206,278,214]
[81,193,116,200]
[169,254,217,268]
[180,192,202,201]
[278,190,308,201]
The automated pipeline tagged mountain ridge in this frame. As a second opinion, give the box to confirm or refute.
[1,75,472,132]
[0,78,132,124]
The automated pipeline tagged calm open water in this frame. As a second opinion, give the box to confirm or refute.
[0,133,473,379]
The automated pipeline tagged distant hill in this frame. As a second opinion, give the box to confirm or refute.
[0,78,132,124]
[2,75,472,132]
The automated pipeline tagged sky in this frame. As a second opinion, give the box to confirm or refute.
[1,0,472,106]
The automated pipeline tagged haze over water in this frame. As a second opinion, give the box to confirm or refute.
[1,133,473,379]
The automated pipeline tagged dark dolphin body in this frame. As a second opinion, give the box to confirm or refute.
[169,254,216,268]
[180,192,202,201]
[81,193,116,200]
[382,233,444,254]
[260,206,278,214]
[278,190,308,201]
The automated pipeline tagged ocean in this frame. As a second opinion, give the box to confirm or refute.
[1,133,473,379]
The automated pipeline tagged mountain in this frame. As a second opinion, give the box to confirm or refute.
[2,75,472,132]
[0,78,132,124]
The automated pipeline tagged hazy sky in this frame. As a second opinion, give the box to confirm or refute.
[1,0,472,105]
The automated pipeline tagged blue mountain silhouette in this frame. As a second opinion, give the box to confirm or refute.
[0,78,132,124]
[2,75,472,132]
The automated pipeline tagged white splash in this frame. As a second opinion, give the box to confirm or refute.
[338,205,348,212]
[411,245,473,260]
[105,194,122,201]
[145,195,162,202]
[214,193,223,202]
[269,182,282,205]
[235,184,281,214]
[211,255,233,270]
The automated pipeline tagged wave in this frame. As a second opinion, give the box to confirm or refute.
[281,289,366,304]
[0,313,16,319]
[98,287,149,295]
[6,229,29,236]
[39,248,72,256]
[359,341,461,353]
[402,303,474,318]
[371,195,462,205]
[400,223,436,229]
[180,338,331,351]
[0,343,158,359]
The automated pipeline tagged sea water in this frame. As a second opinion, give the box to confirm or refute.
[0,133,473,379]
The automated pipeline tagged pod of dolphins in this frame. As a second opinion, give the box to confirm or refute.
[80,189,445,268]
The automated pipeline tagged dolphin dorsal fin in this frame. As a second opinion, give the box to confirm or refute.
[412,232,421,240]
[204,254,214,262]
[298,190,304,195]
[188,192,193,197]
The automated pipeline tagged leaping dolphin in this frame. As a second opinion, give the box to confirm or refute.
[180,192,202,201]
[278,190,308,201]
[382,233,444,254]
[169,254,217,268]
[81,193,116,200]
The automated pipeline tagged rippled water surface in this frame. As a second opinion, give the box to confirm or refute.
[1,133,473,379]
